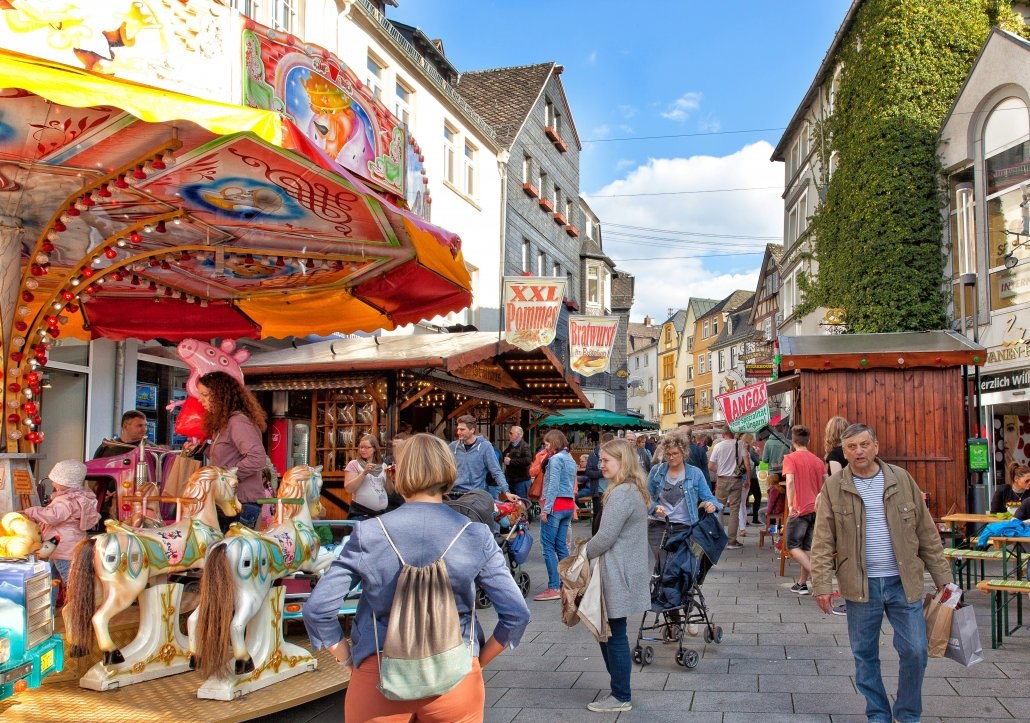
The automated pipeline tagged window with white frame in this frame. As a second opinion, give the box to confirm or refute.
[687,336,694,351]
[553,185,561,210]
[538,169,548,198]
[587,265,599,305]
[442,123,456,184]
[273,0,297,31]
[635,357,640,370]
[718,350,725,372]
[707,353,712,372]
[712,317,719,335]
[522,154,532,184]
[687,365,693,380]
[782,270,796,318]
[730,347,736,367]
[788,122,810,179]
[366,53,385,101]
[699,354,706,374]
[787,191,809,246]
[648,378,653,393]
[230,0,254,15]
[702,321,709,339]
[537,251,545,276]
[522,239,531,273]
[700,390,708,409]
[600,268,610,311]
[394,79,413,127]
[584,216,594,239]
[552,261,560,277]
[463,140,477,197]
[764,317,773,340]
[565,198,574,224]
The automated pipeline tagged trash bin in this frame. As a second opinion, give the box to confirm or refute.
[969,483,988,514]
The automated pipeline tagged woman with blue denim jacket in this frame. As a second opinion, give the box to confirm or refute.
[646,434,721,560]
[533,428,577,602]
[303,434,531,721]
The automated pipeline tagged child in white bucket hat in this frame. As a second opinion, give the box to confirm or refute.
[21,460,101,602]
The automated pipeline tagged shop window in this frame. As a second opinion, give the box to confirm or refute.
[313,388,385,476]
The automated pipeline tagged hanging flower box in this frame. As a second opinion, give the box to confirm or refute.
[565,224,579,237]
[553,211,567,225]
[522,182,539,198]
[538,197,554,212]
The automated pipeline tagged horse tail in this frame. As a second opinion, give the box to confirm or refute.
[65,537,97,657]
[193,543,236,679]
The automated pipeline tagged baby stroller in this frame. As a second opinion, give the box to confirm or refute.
[446,490,533,608]
[634,512,726,669]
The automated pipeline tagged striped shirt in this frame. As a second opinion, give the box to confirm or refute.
[852,467,900,578]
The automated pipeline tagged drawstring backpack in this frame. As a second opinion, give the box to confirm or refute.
[373,518,476,700]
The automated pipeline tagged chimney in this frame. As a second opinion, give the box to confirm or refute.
[644,315,653,327]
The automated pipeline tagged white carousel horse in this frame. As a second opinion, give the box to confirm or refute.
[65,466,240,665]
[191,464,332,678]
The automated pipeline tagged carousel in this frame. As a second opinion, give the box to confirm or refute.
[0,36,472,720]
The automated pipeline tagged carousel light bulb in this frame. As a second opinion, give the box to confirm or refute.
[51,302,62,311]
[35,253,49,265]
[97,184,113,199]
[115,175,129,189]
[95,277,105,284]
[155,220,167,233]
[91,257,103,266]
[70,277,81,286]
[143,224,154,233]
[58,316,68,325]
[74,198,87,211]
[105,247,118,259]
[12,337,25,348]
[117,238,127,247]
[162,149,175,166]
[8,368,21,378]
[9,430,22,441]
[200,299,209,308]
[17,305,30,317]
[151,155,166,171]
[25,278,38,290]
[142,160,155,175]
[173,216,182,225]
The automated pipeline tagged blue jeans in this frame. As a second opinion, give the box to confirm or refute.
[598,617,631,703]
[511,479,530,500]
[540,508,572,589]
[845,575,927,723]
[51,558,71,606]
[238,502,262,530]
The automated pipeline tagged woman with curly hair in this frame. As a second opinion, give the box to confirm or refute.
[195,370,268,529]
[823,416,849,477]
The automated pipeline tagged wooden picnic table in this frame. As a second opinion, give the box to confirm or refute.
[940,512,999,547]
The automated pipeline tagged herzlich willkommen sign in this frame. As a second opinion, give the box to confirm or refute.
[714,381,770,433]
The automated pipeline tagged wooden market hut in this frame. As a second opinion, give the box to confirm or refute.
[243,332,590,518]
[773,331,985,519]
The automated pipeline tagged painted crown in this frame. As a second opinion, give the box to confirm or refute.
[302,73,347,111]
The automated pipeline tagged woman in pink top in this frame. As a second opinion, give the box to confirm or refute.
[196,371,268,530]
[22,459,102,589]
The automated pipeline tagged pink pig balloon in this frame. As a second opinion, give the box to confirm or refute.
[166,339,251,429]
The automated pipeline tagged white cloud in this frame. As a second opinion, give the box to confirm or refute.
[660,91,703,122]
[585,141,783,323]
[697,115,722,133]
[614,159,636,172]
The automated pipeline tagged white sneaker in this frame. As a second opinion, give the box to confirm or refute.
[587,695,632,712]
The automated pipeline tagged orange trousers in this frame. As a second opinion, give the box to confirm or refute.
[344,656,485,722]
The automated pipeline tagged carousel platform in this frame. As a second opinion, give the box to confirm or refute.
[1,594,349,722]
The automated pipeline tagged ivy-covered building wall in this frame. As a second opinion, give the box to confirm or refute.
[774,0,1028,334]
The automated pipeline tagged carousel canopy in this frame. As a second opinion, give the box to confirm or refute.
[1,49,472,344]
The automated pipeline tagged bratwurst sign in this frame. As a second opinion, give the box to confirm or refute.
[503,276,567,351]
[714,381,770,433]
[569,315,619,377]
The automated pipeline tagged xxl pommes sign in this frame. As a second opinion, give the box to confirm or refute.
[715,382,770,434]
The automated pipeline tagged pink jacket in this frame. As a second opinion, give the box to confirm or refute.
[23,487,102,561]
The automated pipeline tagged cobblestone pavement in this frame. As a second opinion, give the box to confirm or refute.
[257,516,1029,722]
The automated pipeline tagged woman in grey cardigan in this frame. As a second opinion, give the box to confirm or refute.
[584,438,651,713]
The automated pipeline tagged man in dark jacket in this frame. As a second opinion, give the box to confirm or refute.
[502,425,534,500]
[584,431,605,534]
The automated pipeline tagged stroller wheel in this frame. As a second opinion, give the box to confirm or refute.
[632,646,643,664]
[642,646,655,665]
[704,625,723,644]
[515,570,531,596]
[676,649,699,669]
[475,586,493,610]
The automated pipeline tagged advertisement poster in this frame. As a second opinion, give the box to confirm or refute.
[715,381,770,433]
[568,316,619,377]
[503,276,566,351]
[135,383,158,411]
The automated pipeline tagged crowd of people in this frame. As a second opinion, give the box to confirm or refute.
[62,407,950,722]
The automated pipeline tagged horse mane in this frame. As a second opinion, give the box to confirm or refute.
[179,466,219,517]
[277,466,320,521]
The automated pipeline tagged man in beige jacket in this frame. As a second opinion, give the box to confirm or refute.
[810,423,950,723]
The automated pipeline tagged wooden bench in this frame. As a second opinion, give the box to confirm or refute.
[758,511,784,549]
[943,548,1004,589]
[976,578,1030,648]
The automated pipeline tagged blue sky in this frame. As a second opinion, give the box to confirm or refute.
[391,0,853,321]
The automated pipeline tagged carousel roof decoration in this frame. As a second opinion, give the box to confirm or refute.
[0,50,473,451]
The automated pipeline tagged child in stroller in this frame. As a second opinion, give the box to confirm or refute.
[445,489,533,608]
[634,513,726,669]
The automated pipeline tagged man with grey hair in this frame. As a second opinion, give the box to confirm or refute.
[811,423,949,723]
[502,425,533,500]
